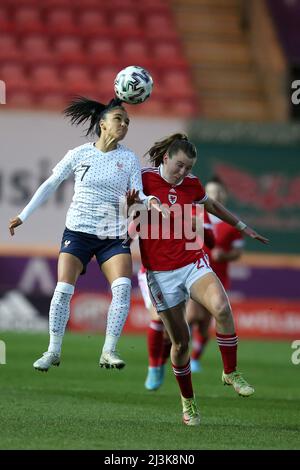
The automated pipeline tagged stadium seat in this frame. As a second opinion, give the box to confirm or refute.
[131,97,166,116]
[86,38,118,66]
[162,70,196,99]
[38,91,66,109]
[13,6,44,34]
[45,8,77,35]
[0,6,12,33]
[0,34,20,61]
[7,90,35,107]
[21,34,54,64]
[72,0,99,8]
[62,65,96,95]
[152,41,188,68]
[54,37,85,65]
[112,12,142,39]
[120,41,154,70]
[144,14,178,40]
[0,62,30,92]
[41,0,72,8]
[3,0,41,6]
[93,66,118,99]
[30,64,62,94]
[77,10,107,31]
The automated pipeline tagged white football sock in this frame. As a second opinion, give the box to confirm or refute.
[48,282,74,354]
[102,277,131,353]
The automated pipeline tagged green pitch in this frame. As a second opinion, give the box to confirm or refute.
[0,331,299,450]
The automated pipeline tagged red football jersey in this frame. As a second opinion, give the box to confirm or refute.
[191,206,215,250]
[139,167,207,271]
[206,215,244,288]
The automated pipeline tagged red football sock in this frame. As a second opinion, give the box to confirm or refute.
[216,332,238,374]
[172,360,193,398]
[147,320,164,367]
[159,337,171,366]
[191,328,209,360]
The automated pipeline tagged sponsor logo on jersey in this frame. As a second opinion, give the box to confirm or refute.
[116,162,123,170]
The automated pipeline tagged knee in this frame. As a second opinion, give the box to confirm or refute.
[173,339,190,357]
[213,301,232,322]
[52,282,74,303]
[111,277,131,290]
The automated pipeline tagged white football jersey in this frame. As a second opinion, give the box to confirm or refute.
[52,142,145,237]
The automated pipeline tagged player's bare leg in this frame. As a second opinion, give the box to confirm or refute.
[186,299,211,372]
[190,273,254,397]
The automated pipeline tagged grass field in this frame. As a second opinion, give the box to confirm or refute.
[0,331,299,450]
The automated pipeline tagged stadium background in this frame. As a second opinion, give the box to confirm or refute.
[0,0,300,451]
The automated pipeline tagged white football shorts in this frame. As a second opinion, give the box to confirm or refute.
[146,256,213,313]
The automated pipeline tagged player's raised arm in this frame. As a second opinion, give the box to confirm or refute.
[204,196,269,244]
[8,153,73,236]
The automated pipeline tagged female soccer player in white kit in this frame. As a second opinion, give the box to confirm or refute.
[9,96,158,372]
[136,133,269,425]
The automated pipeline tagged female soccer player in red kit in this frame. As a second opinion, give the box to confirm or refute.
[139,208,215,391]
[134,133,268,426]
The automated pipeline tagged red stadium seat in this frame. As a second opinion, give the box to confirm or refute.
[86,38,118,66]
[131,97,166,116]
[72,0,99,8]
[112,12,142,39]
[163,70,196,99]
[152,41,187,69]
[94,66,119,96]
[0,34,20,61]
[14,6,44,34]
[21,34,54,64]
[7,90,35,107]
[62,65,96,95]
[0,6,12,33]
[54,37,85,65]
[3,0,41,6]
[0,63,30,92]
[45,8,77,35]
[77,10,107,31]
[41,0,72,8]
[30,64,62,93]
[120,41,154,69]
[38,91,66,109]
[144,14,178,40]
[75,10,112,39]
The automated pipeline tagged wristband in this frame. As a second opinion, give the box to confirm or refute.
[235,221,247,231]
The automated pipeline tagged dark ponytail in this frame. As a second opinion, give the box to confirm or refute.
[63,96,124,136]
[145,133,197,167]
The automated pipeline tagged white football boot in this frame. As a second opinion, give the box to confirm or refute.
[99,351,125,369]
[33,352,60,372]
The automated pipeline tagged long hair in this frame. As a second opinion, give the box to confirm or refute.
[145,133,197,167]
[63,96,124,136]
